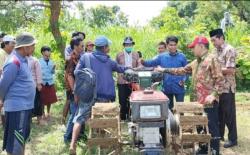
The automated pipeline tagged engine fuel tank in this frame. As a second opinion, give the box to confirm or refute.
[130,91,169,122]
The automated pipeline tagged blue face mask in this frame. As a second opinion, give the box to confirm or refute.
[125,47,133,53]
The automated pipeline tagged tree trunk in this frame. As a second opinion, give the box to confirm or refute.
[49,1,65,59]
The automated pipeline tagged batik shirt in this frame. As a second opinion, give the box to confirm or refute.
[166,52,224,104]
[213,43,237,93]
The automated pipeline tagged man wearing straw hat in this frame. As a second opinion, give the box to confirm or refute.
[0,32,36,155]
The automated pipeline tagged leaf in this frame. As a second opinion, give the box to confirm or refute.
[246,74,250,80]
[242,68,249,75]
[244,61,250,66]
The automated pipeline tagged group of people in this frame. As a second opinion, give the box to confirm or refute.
[154,28,237,154]
[0,28,237,155]
[0,32,58,155]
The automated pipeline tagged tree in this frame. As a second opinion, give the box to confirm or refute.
[28,1,69,58]
[0,1,42,33]
[48,1,66,58]
[85,5,128,27]
[150,7,187,30]
[231,0,250,23]
[0,1,68,58]
[168,1,198,18]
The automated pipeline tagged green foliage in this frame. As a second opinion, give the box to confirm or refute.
[231,1,250,24]
[168,1,198,18]
[0,1,43,33]
[1,1,250,91]
[84,5,128,28]
[150,7,187,29]
[223,21,250,90]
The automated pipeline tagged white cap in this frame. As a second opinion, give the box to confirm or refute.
[3,35,15,42]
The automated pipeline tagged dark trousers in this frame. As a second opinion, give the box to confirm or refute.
[204,103,220,155]
[165,93,185,110]
[118,84,132,120]
[219,92,237,142]
[32,89,43,117]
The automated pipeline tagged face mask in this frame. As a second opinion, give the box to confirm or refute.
[125,47,133,53]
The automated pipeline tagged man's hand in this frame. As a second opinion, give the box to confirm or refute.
[204,95,216,105]
[139,58,144,65]
[179,80,185,87]
[37,84,42,91]
[154,66,165,73]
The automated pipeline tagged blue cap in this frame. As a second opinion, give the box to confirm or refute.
[94,36,112,47]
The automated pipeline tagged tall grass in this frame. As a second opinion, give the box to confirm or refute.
[22,15,250,91]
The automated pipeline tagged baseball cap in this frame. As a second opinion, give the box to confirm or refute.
[188,36,209,48]
[94,36,112,47]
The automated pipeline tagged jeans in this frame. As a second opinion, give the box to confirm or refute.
[64,99,77,143]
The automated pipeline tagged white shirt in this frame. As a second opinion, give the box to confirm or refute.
[124,51,132,67]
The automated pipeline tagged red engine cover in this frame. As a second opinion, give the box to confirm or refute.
[130,90,168,102]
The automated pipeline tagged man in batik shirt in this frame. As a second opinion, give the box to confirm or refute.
[210,28,237,148]
[156,36,224,155]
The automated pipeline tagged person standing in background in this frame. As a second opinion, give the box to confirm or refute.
[62,31,86,124]
[157,41,167,54]
[64,37,84,143]
[210,28,238,148]
[27,46,47,125]
[85,41,95,53]
[116,36,140,120]
[65,32,86,60]
[140,36,188,110]
[0,35,15,128]
[39,46,57,121]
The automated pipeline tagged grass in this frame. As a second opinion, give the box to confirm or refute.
[0,92,250,155]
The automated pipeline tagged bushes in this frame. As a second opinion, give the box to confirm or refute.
[16,5,250,92]
[226,21,250,90]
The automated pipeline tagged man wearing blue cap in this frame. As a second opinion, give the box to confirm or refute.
[75,35,128,102]
[69,36,128,154]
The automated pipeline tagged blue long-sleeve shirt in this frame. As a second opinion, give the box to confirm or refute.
[75,51,127,101]
[0,50,35,112]
[39,58,55,85]
[143,51,188,94]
